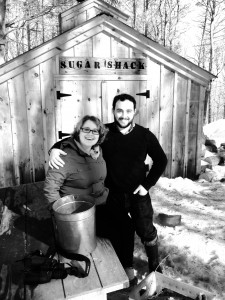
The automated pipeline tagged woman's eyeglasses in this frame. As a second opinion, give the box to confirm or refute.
[81,127,99,135]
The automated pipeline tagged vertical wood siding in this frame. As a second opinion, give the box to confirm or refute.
[196,86,206,176]
[147,59,160,138]
[75,39,93,56]
[0,31,207,187]
[0,82,15,187]
[40,58,57,173]
[8,74,31,184]
[0,57,57,187]
[187,82,201,179]
[24,66,45,182]
[93,33,111,57]
[160,66,174,178]
[171,74,188,178]
[183,79,191,177]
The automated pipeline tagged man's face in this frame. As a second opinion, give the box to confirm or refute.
[113,100,136,129]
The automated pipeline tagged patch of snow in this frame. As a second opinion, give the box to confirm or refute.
[134,176,225,299]
[203,119,225,147]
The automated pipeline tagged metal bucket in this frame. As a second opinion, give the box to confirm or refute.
[52,194,96,255]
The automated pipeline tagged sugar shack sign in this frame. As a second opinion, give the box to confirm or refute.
[59,57,147,75]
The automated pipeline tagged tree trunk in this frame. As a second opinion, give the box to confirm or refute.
[144,0,149,37]
[198,0,210,67]
[204,82,211,124]
[0,0,7,64]
[133,0,137,29]
[207,0,215,123]
[42,0,45,43]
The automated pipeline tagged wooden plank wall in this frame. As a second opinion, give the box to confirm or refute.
[147,59,160,139]
[25,66,45,182]
[171,74,188,178]
[0,57,56,188]
[159,66,174,178]
[40,58,58,172]
[0,82,15,187]
[146,61,203,180]
[59,1,128,34]
[8,74,31,185]
[187,82,201,179]
[183,80,191,178]
[196,86,206,176]
[60,3,100,33]
[0,29,206,187]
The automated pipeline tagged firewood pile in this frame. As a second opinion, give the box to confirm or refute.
[199,136,225,182]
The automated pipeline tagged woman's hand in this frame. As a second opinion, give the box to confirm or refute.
[49,149,67,169]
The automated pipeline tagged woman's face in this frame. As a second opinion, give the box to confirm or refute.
[79,120,99,149]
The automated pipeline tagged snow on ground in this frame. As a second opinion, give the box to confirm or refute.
[203,119,225,147]
[133,120,225,299]
[133,176,225,300]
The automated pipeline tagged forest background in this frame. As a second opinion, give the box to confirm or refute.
[0,0,225,124]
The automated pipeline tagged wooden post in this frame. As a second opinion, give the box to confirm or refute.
[183,79,191,178]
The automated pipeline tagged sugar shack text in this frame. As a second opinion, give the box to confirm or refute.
[60,57,146,70]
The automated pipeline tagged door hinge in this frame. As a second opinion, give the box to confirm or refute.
[136,90,150,98]
[58,131,70,139]
[56,91,72,100]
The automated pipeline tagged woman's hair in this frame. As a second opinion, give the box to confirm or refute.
[72,115,108,145]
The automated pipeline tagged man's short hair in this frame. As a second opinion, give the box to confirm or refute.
[112,94,136,110]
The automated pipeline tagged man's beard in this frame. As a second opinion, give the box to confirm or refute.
[114,117,133,129]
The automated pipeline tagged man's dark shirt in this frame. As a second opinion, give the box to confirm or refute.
[101,123,167,192]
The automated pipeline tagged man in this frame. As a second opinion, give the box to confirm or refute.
[49,94,167,283]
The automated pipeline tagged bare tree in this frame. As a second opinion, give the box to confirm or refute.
[143,0,149,36]
[0,0,7,64]
[196,0,225,123]
[141,0,189,53]
[133,0,138,28]
[4,0,77,61]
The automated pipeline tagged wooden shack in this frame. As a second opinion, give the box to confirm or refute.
[0,0,216,188]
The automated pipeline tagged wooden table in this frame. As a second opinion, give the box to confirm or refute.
[32,238,129,300]
[0,182,129,300]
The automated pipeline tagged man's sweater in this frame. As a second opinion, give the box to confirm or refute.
[102,123,167,193]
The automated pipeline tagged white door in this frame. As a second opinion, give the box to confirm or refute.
[55,79,102,138]
[101,80,149,127]
[55,77,149,140]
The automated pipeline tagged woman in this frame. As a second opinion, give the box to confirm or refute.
[45,115,136,285]
[44,115,109,206]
